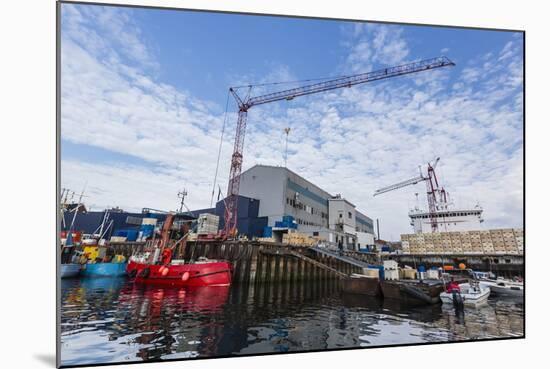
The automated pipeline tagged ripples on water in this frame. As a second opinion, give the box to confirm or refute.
[60,278,524,366]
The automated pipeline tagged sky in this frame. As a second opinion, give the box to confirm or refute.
[60,3,524,241]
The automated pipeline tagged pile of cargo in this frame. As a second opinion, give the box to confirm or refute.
[401,228,523,255]
[256,237,276,243]
[197,213,219,235]
[383,260,399,280]
[282,231,318,247]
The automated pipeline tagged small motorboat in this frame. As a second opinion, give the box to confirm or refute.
[127,213,233,287]
[440,281,490,307]
[60,263,81,278]
[81,261,127,277]
[480,278,524,297]
[80,246,128,277]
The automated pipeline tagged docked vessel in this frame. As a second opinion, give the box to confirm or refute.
[440,281,490,306]
[80,244,128,277]
[127,259,232,287]
[480,278,524,297]
[81,261,127,277]
[60,263,81,278]
[127,213,232,287]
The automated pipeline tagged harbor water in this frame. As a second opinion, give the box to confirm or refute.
[60,278,524,366]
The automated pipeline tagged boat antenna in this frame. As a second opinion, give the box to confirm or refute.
[177,189,188,213]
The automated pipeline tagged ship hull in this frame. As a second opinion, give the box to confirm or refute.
[81,262,127,277]
[127,260,232,287]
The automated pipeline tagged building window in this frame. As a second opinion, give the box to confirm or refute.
[348,212,352,219]
[339,214,342,218]
[313,232,319,236]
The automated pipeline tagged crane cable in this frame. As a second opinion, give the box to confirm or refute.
[210,90,231,208]
[230,73,352,90]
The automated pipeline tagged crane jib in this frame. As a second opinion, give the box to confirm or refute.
[244,56,454,108]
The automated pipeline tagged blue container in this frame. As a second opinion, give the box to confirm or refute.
[263,227,273,238]
[139,224,154,239]
[274,221,285,228]
[282,215,294,223]
[418,265,426,272]
[114,229,139,241]
[81,262,127,277]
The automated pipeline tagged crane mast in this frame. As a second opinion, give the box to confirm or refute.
[373,157,445,232]
[223,57,455,238]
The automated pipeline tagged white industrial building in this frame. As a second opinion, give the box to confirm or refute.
[238,164,375,250]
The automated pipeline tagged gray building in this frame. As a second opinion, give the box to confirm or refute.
[238,164,375,250]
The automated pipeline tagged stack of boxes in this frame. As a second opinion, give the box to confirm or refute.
[440,232,451,254]
[401,234,410,253]
[490,229,505,254]
[383,260,399,280]
[504,228,520,254]
[481,230,494,253]
[469,231,483,254]
[256,237,276,243]
[282,231,317,247]
[514,228,524,254]
[400,228,524,255]
[197,213,219,235]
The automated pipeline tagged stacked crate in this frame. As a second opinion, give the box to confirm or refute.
[426,233,438,254]
[490,229,505,254]
[449,232,462,254]
[257,237,275,243]
[413,233,426,254]
[469,231,483,254]
[514,228,524,255]
[401,234,410,253]
[282,232,317,247]
[425,233,435,254]
[460,232,473,254]
[400,228,524,255]
[480,230,494,254]
[502,228,519,254]
[439,232,452,254]
[197,213,220,235]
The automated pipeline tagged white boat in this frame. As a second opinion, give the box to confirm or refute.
[480,278,524,297]
[440,282,490,306]
[60,263,81,278]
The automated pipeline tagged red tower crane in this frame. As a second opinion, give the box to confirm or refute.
[223,56,455,238]
[373,157,450,232]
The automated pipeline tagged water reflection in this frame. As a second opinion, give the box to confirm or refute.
[60,278,524,366]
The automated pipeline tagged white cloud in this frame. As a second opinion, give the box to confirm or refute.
[61,7,523,240]
[345,24,410,73]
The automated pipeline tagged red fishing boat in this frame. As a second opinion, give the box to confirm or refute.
[127,213,232,287]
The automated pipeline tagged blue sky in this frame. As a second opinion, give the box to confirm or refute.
[60,3,523,240]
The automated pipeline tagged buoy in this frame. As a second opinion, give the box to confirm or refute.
[161,267,169,276]
[458,263,466,270]
[181,271,190,281]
